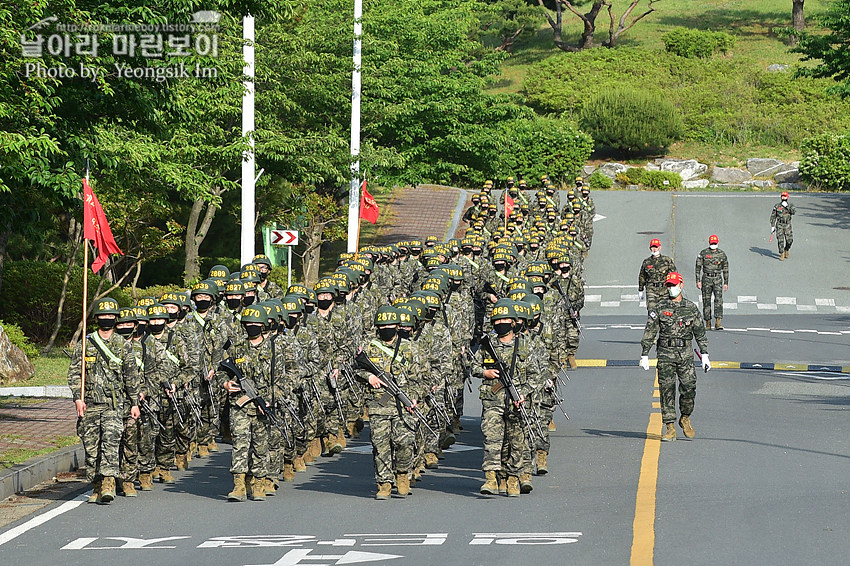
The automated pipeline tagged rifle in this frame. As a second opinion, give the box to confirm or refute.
[483,281,502,300]
[139,396,166,431]
[279,395,305,431]
[180,385,203,426]
[479,335,545,442]
[458,350,473,392]
[339,363,362,405]
[544,379,570,421]
[353,350,438,439]
[326,363,347,426]
[160,380,185,427]
[552,279,584,338]
[199,348,217,419]
[444,377,459,418]
[219,358,291,445]
[296,385,315,420]
[425,389,451,427]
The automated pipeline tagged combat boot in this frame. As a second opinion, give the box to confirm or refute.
[87,479,102,503]
[159,469,175,483]
[396,472,411,497]
[189,441,198,460]
[264,477,277,496]
[519,473,533,494]
[122,480,137,497]
[207,440,219,452]
[451,417,462,434]
[138,473,154,491]
[497,473,507,495]
[327,432,344,455]
[175,453,188,471]
[679,415,695,439]
[282,462,295,482]
[424,453,439,469]
[536,450,548,475]
[506,476,520,497]
[375,482,392,500]
[293,455,307,472]
[480,471,498,495]
[249,476,266,501]
[785,249,790,258]
[151,467,162,481]
[715,318,723,331]
[779,251,785,261]
[705,319,712,330]
[303,439,318,464]
[346,420,357,438]
[567,354,577,369]
[661,422,676,442]
[337,428,347,449]
[198,444,210,458]
[548,420,556,432]
[440,431,456,450]
[100,477,116,503]
[227,473,247,501]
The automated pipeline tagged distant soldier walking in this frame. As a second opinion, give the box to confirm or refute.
[770,191,795,260]
[638,239,677,313]
[695,234,729,330]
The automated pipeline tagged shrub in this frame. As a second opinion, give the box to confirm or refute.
[0,261,134,344]
[616,168,682,190]
[800,133,850,191]
[662,28,736,59]
[130,284,185,302]
[580,88,684,154]
[1,321,39,360]
[588,170,613,189]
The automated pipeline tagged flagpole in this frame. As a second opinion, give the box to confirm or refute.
[81,167,89,405]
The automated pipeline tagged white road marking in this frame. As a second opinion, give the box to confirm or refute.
[770,329,794,334]
[817,331,842,336]
[747,328,770,331]
[585,295,602,302]
[723,303,738,309]
[0,493,88,547]
[796,305,817,312]
[246,549,402,565]
[816,298,835,306]
[776,297,797,305]
[593,214,606,222]
[621,294,640,301]
[738,296,758,303]
[600,301,621,308]
[757,303,778,310]
[837,306,850,314]
[587,285,638,289]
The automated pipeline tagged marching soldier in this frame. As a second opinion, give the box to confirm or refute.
[639,272,711,442]
[638,238,677,314]
[770,191,795,260]
[695,234,729,330]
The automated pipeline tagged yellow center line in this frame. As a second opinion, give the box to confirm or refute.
[631,371,661,566]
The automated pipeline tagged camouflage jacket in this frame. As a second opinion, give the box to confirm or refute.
[695,247,729,283]
[638,254,677,291]
[68,331,138,410]
[356,338,424,414]
[770,201,795,225]
[256,279,285,302]
[218,334,275,411]
[472,333,543,402]
[640,296,709,358]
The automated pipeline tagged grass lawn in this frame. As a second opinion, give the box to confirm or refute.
[0,354,71,388]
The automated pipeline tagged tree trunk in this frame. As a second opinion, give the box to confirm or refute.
[43,217,82,354]
[301,222,325,287]
[603,0,657,48]
[547,0,605,52]
[0,222,10,298]
[183,190,221,285]
[789,0,805,46]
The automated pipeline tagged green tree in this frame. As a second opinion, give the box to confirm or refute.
[792,0,850,98]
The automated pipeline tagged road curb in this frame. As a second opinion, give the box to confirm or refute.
[576,359,850,373]
[0,385,72,398]
[0,444,84,502]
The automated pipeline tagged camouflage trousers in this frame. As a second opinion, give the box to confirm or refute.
[533,400,554,454]
[368,405,416,484]
[155,398,177,469]
[657,348,698,424]
[229,402,270,478]
[197,382,219,446]
[701,276,724,320]
[120,414,157,481]
[775,222,793,253]
[646,285,666,314]
[481,396,528,476]
[77,405,123,482]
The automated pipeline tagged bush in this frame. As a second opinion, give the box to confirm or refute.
[130,284,185,302]
[1,321,39,359]
[588,170,613,189]
[580,88,683,154]
[662,28,736,59]
[616,168,682,190]
[800,133,850,191]
[0,261,134,344]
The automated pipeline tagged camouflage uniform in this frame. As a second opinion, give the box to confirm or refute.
[184,310,230,449]
[551,275,585,362]
[640,295,709,425]
[770,199,795,255]
[151,328,194,471]
[695,247,729,321]
[638,254,677,313]
[120,334,163,484]
[68,332,138,483]
[356,338,425,485]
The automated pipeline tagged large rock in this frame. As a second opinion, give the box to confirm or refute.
[746,180,774,189]
[778,182,807,191]
[747,158,794,177]
[582,165,597,177]
[682,179,709,189]
[711,166,752,184]
[657,159,706,181]
[774,168,801,184]
[0,324,35,383]
[644,162,660,171]
[597,162,627,180]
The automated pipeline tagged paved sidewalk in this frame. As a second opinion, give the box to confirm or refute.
[0,398,77,468]
[374,184,467,245]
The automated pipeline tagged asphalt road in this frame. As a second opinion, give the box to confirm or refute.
[1,190,849,565]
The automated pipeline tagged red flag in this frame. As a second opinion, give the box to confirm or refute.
[504,193,515,218]
[83,178,123,273]
[359,180,379,224]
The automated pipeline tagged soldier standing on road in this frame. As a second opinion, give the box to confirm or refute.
[695,234,729,330]
[638,238,677,314]
[640,272,711,442]
[770,191,795,261]
[68,297,140,504]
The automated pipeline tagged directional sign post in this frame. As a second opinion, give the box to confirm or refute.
[271,230,299,288]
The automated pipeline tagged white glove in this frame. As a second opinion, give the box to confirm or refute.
[638,290,644,301]
[639,356,650,371]
[771,226,776,233]
[701,354,711,372]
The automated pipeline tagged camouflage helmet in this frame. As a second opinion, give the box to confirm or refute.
[281,295,304,316]
[286,284,309,302]
[117,307,137,325]
[252,254,272,268]
[224,280,245,296]
[159,291,182,306]
[132,305,149,322]
[374,305,400,327]
[191,279,218,297]
[147,302,169,321]
[239,305,266,324]
[209,264,230,280]
[94,297,120,316]
[490,298,520,323]
[136,296,156,308]
[239,270,260,289]
[313,278,338,297]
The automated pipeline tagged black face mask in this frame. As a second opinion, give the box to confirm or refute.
[226,298,242,310]
[244,325,263,338]
[242,295,255,307]
[167,310,178,321]
[334,295,346,306]
[450,281,461,292]
[148,322,166,335]
[493,322,513,336]
[287,316,299,330]
[534,290,545,300]
[378,327,397,342]
[194,299,212,312]
[472,249,482,257]
[398,327,411,339]
[116,326,135,337]
[258,271,268,281]
[317,298,334,311]
[305,304,315,314]
[529,318,540,329]
[96,317,116,330]
[178,309,188,321]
